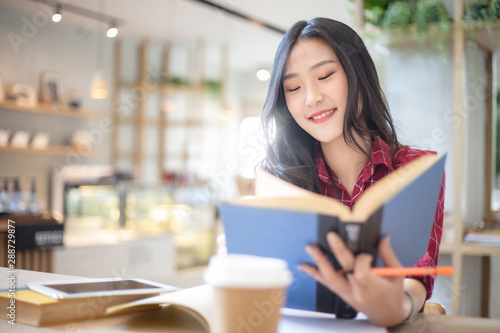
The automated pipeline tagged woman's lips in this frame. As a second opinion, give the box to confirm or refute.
[309,108,336,123]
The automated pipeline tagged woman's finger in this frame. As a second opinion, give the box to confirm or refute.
[303,245,350,295]
[305,245,341,281]
[344,271,365,307]
[378,236,402,268]
[351,253,375,288]
[327,232,355,271]
[298,263,328,287]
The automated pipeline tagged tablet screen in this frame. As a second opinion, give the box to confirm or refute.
[46,280,163,294]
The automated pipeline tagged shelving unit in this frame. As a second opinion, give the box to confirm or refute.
[111,39,204,182]
[355,0,499,317]
[111,38,226,184]
[0,89,106,219]
[0,101,104,156]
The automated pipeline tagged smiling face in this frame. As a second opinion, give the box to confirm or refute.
[283,37,349,145]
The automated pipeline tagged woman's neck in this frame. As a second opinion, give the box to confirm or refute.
[320,135,372,196]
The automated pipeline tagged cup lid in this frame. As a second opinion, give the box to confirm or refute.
[203,254,292,288]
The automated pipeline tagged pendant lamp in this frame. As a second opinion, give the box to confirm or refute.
[90,0,108,99]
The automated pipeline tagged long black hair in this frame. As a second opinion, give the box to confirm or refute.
[260,17,399,192]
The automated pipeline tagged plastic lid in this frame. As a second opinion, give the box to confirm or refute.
[203,254,292,288]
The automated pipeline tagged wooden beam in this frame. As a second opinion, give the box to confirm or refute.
[481,256,491,318]
[355,0,364,35]
[159,42,171,181]
[111,39,122,168]
[451,0,465,317]
[485,51,494,226]
[135,39,149,181]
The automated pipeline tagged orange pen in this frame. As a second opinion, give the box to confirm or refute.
[338,266,454,277]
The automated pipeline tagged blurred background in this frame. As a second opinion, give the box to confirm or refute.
[1,0,500,320]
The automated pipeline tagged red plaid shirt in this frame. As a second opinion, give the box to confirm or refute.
[315,136,445,300]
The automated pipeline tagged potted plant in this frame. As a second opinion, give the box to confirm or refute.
[203,79,223,99]
[490,0,500,19]
[462,0,500,55]
[355,0,399,27]
[381,1,413,31]
[413,0,452,63]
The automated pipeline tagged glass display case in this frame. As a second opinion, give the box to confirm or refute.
[62,182,217,270]
[64,185,121,235]
[124,185,217,269]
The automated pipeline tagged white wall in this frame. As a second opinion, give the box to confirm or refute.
[385,45,456,213]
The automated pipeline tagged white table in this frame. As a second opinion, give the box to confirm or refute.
[2,268,500,333]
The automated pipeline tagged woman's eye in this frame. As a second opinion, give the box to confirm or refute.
[319,72,333,80]
[287,86,300,92]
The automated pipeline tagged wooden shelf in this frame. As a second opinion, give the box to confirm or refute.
[118,151,189,159]
[0,101,102,119]
[119,82,204,94]
[463,20,500,52]
[0,145,103,156]
[439,242,500,256]
[461,243,500,256]
[118,117,215,127]
[370,21,500,52]
[367,24,452,47]
[0,145,70,155]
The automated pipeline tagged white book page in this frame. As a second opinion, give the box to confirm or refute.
[279,308,387,332]
[107,284,214,331]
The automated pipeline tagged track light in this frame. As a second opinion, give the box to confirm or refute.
[28,0,125,33]
[52,3,62,23]
[106,22,118,38]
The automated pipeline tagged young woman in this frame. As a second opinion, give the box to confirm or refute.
[260,17,445,327]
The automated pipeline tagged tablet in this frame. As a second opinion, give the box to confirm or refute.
[27,278,178,299]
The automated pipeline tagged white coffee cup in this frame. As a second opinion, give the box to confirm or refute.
[204,254,292,333]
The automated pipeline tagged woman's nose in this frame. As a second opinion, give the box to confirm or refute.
[305,84,323,107]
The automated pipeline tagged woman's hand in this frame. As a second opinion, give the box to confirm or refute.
[298,232,414,327]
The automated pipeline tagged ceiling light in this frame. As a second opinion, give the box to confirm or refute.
[90,71,108,99]
[106,22,118,38]
[256,69,270,81]
[52,4,62,23]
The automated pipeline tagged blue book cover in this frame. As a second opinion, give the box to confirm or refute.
[221,154,446,317]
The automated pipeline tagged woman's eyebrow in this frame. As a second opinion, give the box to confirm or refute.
[283,59,337,81]
[310,59,336,71]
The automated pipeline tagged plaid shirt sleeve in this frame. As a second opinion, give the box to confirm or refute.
[407,174,446,300]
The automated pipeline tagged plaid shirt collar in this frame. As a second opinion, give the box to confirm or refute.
[315,136,394,187]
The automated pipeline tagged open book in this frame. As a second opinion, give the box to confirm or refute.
[106,284,387,333]
[220,153,446,318]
